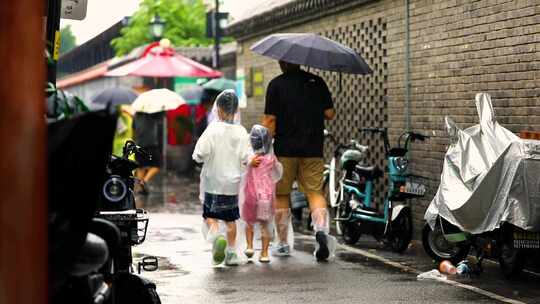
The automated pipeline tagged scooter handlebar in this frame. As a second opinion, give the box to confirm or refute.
[123,140,152,160]
[350,140,368,153]
[408,132,430,142]
[360,127,386,133]
[355,143,369,153]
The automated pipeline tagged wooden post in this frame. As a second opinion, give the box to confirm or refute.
[0,1,47,304]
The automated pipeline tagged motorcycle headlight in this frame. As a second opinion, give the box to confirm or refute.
[393,157,409,172]
[103,176,127,202]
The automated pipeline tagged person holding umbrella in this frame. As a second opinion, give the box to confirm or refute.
[131,88,186,194]
[91,87,138,157]
[263,60,335,261]
[252,33,372,262]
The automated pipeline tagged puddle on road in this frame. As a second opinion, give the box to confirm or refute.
[336,251,407,275]
[215,288,238,295]
[147,231,186,242]
[132,253,190,275]
[166,226,197,234]
[147,226,199,242]
[174,250,194,257]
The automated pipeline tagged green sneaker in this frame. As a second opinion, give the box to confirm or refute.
[225,251,240,266]
[212,236,227,265]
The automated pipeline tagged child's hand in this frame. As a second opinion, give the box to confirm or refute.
[250,155,262,167]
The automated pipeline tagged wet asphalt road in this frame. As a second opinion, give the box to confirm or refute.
[131,173,539,304]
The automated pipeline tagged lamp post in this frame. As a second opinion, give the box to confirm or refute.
[213,0,220,69]
[149,13,168,176]
[149,13,166,89]
[205,1,228,69]
[150,13,165,42]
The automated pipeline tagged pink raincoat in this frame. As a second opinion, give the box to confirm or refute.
[241,154,282,224]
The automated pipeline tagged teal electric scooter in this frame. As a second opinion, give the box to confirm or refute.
[324,127,429,253]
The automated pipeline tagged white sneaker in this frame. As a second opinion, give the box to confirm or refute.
[273,243,291,256]
[225,251,240,266]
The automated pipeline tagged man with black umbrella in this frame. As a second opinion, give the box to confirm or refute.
[262,60,336,262]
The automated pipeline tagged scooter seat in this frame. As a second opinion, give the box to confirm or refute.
[355,165,383,179]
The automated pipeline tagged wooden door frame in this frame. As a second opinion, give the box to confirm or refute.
[0,2,47,303]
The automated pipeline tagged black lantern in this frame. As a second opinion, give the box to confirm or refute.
[150,14,165,41]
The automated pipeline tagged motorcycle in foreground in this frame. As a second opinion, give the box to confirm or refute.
[49,112,160,304]
[324,127,429,252]
[422,93,540,278]
[96,140,160,302]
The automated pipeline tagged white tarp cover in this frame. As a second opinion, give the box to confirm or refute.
[425,93,540,234]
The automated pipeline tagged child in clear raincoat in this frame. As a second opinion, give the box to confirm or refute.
[192,89,251,266]
[240,125,283,263]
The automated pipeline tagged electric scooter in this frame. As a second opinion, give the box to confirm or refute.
[324,128,429,253]
[97,140,160,303]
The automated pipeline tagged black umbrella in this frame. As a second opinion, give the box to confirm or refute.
[91,87,138,107]
[250,33,372,75]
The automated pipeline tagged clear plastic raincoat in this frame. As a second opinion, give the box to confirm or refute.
[240,125,283,225]
[192,90,250,264]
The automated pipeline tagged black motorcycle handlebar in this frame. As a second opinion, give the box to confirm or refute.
[122,140,151,160]
[360,127,430,154]
[360,127,386,133]
[409,132,430,141]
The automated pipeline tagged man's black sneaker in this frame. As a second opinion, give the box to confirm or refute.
[315,231,330,261]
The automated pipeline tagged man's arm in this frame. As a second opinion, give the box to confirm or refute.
[324,108,336,120]
[262,114,276,136]
[318,77,335,120]
[263,79,278,136]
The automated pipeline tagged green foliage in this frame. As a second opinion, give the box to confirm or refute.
[46,82,89,120]
[60,25,77,54]
[111,0,213,56]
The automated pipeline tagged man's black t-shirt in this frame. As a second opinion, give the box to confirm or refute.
[264,70,333,157]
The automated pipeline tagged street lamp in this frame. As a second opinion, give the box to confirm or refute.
[150,14,165,41]
[149,13,168,172]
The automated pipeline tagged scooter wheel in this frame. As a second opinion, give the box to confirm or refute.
[339,221,361,245]
[389,209,413,253]
[421,223,470,264]
[499,244,525,279]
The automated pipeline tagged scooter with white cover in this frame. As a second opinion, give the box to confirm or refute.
[422,93,540,278]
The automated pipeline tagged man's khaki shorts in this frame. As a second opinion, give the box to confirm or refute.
[276,157,325,195]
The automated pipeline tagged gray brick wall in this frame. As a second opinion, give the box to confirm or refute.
[234,0,540,238]
[393,0,540,236]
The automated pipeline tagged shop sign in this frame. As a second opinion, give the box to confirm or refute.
[61,0,88,20]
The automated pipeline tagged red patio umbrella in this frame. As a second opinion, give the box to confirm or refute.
[105,43,222,78]
[105,41,222,174]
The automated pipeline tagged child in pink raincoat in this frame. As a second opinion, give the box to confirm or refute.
[241,125,282,263]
